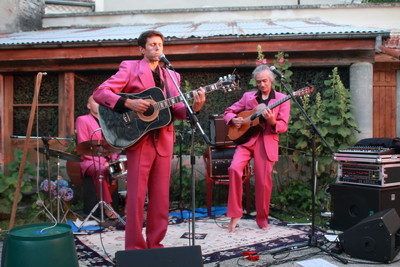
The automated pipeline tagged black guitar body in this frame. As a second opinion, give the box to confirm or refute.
[98,87,171,149]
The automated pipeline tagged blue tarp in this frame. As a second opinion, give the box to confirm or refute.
[169,206,227,219]
[67,221,102,233]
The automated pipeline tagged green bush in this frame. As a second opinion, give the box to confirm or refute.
[274,67,360,214]
[0,150,35,215]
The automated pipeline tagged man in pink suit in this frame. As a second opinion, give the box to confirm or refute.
[76,95,120,219]
[223,64,291,232]
[93,30,206,250]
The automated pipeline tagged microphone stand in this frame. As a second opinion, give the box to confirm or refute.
[163,64,212,246]
[176,128,185,219]
[275,77,347,264]
[41,138,54,216]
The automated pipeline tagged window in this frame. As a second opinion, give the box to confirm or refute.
[13,73,59,137]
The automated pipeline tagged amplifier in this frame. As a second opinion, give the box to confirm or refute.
[209,114,234,146]
[209,146,236,177]
[334,153,400,164]
[337,162,400,187]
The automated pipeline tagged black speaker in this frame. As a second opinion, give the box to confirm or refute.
[329,183,400,231]
[339,208,400,263]
[115,245,203,267]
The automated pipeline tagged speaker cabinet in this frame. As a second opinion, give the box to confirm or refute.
[209,146,235,176]
[339,208,400,263]
[209,115,234,146]
[329,183,400,231]
[115,245,203,267]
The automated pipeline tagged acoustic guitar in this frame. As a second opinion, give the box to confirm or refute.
[228,84,315,145]
[98,74,240,149]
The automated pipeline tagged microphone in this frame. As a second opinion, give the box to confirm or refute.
[158,54,172,68]
[269,66,285,79]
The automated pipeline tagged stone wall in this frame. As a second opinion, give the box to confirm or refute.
[0,0,44,33]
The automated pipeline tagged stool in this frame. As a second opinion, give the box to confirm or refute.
[203,145,251,216]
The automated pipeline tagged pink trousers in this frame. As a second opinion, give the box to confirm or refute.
[227,135,274,228]
[124,138,172,250]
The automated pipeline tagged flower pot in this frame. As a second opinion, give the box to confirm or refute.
[2,223,79,267]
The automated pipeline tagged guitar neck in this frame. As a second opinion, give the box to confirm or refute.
[153,83,219,111]
[250,85,314,120]
[252,94,292,119]
[269,95,292,109]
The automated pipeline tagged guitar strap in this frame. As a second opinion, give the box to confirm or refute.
[152,67,165,93]
[160,67,170,98]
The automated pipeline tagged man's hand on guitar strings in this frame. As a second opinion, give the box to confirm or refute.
[262,108,277,126]
[232,116,244,129]
[125,98,151,113]
[192,87,206,112]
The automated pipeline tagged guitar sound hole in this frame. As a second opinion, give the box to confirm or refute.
[143,106,154,117]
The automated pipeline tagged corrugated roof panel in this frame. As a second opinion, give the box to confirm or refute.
[0,20,388,46]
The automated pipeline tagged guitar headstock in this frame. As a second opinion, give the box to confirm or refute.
[293,82,315,97]
[217,74,241,93]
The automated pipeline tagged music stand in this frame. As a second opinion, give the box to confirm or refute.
[76,140,125,230]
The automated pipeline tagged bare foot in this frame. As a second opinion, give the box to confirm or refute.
[260,225,271,231]
[105,208,117,220]
[228,217,240,232]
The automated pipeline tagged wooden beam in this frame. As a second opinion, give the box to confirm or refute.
[378,46,400,60]
[0,74,4,169]
[58,72,75,137]
[0,39,376,63]
[3,75,14,166]
[0,49,376,72]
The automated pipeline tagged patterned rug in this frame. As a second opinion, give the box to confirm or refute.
[75,215,324,266]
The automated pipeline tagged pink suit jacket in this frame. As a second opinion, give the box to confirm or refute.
[93,59,187,155]
[75,114,119,177]
[223,90,290,161]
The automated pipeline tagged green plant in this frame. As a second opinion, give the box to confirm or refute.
[272,179,311,212]
[173,80,208,156]
[274,66,360,213]
[170,165,206,208]
[284,67,359,171]
[0,150,35,215]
